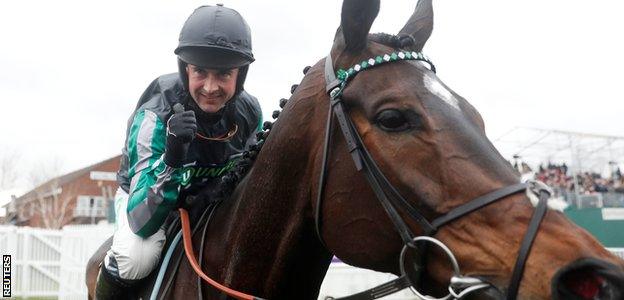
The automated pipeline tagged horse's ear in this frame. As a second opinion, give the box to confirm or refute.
[333,0,380,53]
[398,0,433,52]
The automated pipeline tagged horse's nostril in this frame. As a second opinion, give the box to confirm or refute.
[552,258,624,300]
[561,268,604,299]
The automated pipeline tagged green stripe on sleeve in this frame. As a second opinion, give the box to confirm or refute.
[126,110,146,179]
[256,113,263,132]
[125,110,183,236]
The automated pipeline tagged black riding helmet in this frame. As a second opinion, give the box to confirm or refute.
[175,4,255,124]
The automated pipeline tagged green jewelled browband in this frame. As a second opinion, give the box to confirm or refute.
[331,51,436,98]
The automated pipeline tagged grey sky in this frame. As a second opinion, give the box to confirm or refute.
[1,0,623,200]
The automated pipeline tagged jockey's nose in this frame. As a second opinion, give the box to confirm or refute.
[551,258,624,300]
[203,74,219,94]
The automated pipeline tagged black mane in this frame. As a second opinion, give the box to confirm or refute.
[370,32,416,49]
[370,32,400,47]
[202,108,277,202]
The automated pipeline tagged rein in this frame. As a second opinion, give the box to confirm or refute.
[178,208,266,300]
[317,50,552,300]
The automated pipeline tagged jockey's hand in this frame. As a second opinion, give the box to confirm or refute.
[164,104,197,168]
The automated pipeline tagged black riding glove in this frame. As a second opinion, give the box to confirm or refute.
[164,104,197,168]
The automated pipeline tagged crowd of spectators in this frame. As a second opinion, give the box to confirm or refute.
[516,162,624,195]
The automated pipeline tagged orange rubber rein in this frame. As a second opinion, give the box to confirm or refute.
[179,208,266,300]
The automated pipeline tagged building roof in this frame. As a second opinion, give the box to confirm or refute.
[8,155,121,205]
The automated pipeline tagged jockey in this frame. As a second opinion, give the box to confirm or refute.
[95,4,262,299]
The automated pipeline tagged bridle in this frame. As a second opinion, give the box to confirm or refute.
[315,49,553,300]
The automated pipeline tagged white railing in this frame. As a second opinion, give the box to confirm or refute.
[319,262,416,300]
[0,224,115,300]
[1,225,623,300]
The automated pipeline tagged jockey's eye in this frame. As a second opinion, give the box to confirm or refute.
[191,66,207,75]
[375,109,411,132]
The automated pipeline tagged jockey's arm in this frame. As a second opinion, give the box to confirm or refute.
[125,109,183,238]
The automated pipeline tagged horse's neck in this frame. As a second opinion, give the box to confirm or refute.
[202,89,332,298]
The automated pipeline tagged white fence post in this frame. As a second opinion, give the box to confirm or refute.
[58,224,115,300]
[22,229,29,298]
[0,224,115,299]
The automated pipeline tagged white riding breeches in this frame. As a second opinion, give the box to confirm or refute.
[104,187,166,280]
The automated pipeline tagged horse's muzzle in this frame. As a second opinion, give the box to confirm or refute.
[551,258,624,300]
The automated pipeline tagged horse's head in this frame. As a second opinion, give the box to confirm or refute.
[310,0,624,299]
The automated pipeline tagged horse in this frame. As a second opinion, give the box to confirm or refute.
[86,0,624,299]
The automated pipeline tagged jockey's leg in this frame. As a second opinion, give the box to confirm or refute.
[96,187,166,299]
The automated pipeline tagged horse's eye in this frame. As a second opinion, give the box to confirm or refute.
[376,109,410,132]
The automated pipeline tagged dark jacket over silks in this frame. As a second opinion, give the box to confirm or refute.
[117,73,262,237]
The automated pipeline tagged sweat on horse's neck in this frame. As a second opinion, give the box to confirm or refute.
[174,66,333,299]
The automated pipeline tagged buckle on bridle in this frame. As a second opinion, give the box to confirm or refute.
[448,276,491,299]
[527,180,553,198]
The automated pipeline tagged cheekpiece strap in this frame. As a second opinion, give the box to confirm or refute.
[325,52,343,94]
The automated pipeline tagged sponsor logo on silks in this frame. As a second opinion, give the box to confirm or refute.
[180,159,238,187]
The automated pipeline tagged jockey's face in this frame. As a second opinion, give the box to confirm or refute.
[186,64,239,113]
